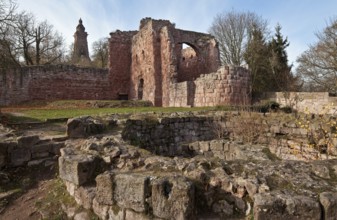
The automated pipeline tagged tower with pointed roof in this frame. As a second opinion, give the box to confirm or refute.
[72,18,91,64]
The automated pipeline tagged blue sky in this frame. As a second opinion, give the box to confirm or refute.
[17,0,337,66]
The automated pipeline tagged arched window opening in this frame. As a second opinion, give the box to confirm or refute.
[181,43,197,61]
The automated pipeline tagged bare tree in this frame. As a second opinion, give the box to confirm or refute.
[0,0,16,34]
[209,10,268,66]
[297,18,337,93]
[34,20,65,65]
[12,11,65,65]
[0,0,19,68]
[91,37,109,68]
[13,11,35,65]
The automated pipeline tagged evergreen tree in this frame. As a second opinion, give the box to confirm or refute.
[244,26,271,95]
[268,24,295,91]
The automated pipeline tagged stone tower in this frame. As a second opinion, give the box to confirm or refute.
[72,18,91,64]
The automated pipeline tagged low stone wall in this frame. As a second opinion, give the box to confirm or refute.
[262,92,337,114]
[121,111,337,160]
[169,66,251,107]
[0,135,65,168]
[121,114,215,156]
[0,65,111,106]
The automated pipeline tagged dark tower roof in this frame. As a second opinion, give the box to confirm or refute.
[76,18,85,32]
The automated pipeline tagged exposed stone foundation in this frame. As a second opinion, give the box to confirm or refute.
[55,112,337,220]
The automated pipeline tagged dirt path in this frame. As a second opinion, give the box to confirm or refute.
[0,179,54,220]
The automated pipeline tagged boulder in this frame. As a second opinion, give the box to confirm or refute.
[113,173,151,213]
[319,192,337,220]
[152,176,195,220]
[59,154,99,185]
[67,116,105,138]
[254,193,321,220]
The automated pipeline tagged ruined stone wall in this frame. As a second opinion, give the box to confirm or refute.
[159,26,177,107]
[0,134,64,168]
[122,115,215,156]
[109,31,137,99]
[169,66,251,107]
[126,18,220,107]
[174,30,220,83]
[130,20,158,105]
[0,65,110,106]
[262,92,337,114]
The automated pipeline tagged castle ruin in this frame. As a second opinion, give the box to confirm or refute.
[0,18,251,107]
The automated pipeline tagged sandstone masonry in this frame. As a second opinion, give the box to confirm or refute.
[0,18,251,107]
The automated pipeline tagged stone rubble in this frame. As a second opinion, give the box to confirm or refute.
[2,112,337,219]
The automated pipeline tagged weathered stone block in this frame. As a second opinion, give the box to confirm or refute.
[74,186,96,209]
[96,172,115,205]
[67,116,105,138]
[152,176,195,220]
[30,142,53,159]
[10,148,31,166]
[320,192,337,220]
[17,135,40,148]
[125,209,150,220]
[254,193,321,220]
[59,154,99,185]
[108,206,125,220]
[92,197,109,220]
[199,142,210,152]
[113,173,150,213]
[48,142,65,155]
[210,140,224,152]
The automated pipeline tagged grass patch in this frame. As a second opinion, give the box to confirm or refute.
[35,178,78,219]
[3,106,217,122]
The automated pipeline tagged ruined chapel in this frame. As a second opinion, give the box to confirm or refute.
[0,18,251,107]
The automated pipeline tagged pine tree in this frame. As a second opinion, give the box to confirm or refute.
[244,26,271,96]
[269,24,295,91]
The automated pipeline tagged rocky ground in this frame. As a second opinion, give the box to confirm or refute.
[1,112,337,219]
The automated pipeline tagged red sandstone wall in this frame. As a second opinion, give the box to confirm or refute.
[169,66,251,107]
[130,19,174,106]
[160,26,178,107]
[173,29,220,83]
[109,31,137,99]
[0,65,111,106]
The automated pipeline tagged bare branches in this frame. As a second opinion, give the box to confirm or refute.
[91,38,109,68]
[297,18,337,93]
[209,10,268,66]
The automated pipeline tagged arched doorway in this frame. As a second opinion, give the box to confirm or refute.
[138,78,144,100]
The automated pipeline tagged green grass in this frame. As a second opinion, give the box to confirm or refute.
[4,106,221,123]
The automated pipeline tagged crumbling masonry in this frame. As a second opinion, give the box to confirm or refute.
[0,18,251,106]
